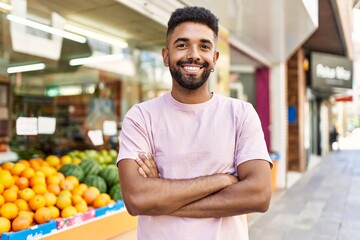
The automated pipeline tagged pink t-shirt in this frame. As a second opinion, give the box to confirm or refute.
[117,92,271,240]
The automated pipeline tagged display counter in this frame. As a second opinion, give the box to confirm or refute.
[43,209,137,240]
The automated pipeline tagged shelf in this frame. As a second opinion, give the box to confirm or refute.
[42,210,137,240]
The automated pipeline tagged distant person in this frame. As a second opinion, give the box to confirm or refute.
[330,125,339,150]
[117,6,272,240]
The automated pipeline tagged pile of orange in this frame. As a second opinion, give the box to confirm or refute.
[0,156,113,234]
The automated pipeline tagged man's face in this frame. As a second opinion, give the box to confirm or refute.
[162,22,219,90]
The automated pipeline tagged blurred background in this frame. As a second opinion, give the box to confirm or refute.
[0,0,359,191]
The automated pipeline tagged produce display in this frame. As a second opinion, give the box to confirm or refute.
[0,149,122,236]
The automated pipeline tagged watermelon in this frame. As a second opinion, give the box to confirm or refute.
[79,159,100,176]
[83,175,107,193]
[109,184,122,201]
[58,164,84,181]
[98,165,119,187]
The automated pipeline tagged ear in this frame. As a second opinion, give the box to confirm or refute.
[162,48,169,67]
[212,51,219,66]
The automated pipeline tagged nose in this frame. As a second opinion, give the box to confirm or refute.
[187,46,200,61]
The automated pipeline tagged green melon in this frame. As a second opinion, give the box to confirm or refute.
[58,163,84,182]
[109,184,122,201]
[98,165,119,187]
[83,175,107,193]
[79,159,100,176]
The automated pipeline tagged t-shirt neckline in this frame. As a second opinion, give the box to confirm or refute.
[165,92,217,110]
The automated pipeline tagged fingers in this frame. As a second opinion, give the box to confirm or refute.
[136,153,159,178]
[138,167,147,178]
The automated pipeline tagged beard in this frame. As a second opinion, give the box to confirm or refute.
[169,59,212,90]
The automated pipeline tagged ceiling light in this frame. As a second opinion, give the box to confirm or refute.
[0,2,12,11]
[64,24,128,48]
[69,54,124,66]
[7,14,87,43]
[7,63,45,74]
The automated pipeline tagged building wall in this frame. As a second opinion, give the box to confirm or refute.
[287,49,306,172]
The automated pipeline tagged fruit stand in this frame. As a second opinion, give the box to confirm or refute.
[0,150,137,239]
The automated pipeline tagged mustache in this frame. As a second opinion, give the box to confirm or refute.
[176,60,209,68]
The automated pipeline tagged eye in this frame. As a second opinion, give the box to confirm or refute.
[176,43,187,48]
[201,45,211,50]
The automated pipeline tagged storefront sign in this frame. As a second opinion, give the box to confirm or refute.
[310,52,353,90]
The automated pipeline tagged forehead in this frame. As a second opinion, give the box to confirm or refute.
[168,22,216,44]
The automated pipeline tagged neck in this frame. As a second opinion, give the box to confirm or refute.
[171,88,213,104]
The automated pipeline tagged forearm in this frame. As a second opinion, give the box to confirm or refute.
[169,177,271,218]
[118,160,237,216]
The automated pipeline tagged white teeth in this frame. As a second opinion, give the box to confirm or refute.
[184,66,200,72]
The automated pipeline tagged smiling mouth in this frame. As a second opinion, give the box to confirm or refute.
[183,65,202,73]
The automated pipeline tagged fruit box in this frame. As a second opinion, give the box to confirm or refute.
[95,200,125,217]
[55,209,95,230]
[1,220,57,240]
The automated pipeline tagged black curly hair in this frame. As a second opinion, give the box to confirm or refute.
[166,6,219,39]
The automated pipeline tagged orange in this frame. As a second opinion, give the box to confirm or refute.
[61,206,77,218]
[28,195,46,211]
[56,195,72,210]
[72,157,81,165]
[21,167,35,179]
[47,184,61,196]
[17,160,30,168]
[75,201,88,213]
[78,183,88,192]
[18,210,34,224]
[0,202,18,220]
[48,206,60,219]
[71,185,86,196]
[34,170,45,178]
[0,217,11,234]
[45,155,60,168]
[8,185,19,193]
[43,193,57,207]
[18,188,35,202]
[57,172,65,181]
[16,177,29,190]
[58,190,72,199]
[12,216,31,232]
[32,183,48,194]
[3,189,18,203]
[10,162,27,176]
[60,179,75,191]
[14,199,30,211]
[65,175,80,187]
[34,207,51,224]
[46,175,61,185]
[30,175,46,187]
[1,162,14,171]
[0,183,4,194]
[71,194,84,205]
[83,187,100,205]
[0,195,4,207]
[0,170,15,189]
[93,193,111,208]
[60,155,72,165]
[39,166,56,177]
[28,159,41,170]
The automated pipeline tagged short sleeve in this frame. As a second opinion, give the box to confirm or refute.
[117,105,152,164]
[234,103,272,167]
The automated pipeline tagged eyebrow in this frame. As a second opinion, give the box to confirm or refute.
[173,38,213,46]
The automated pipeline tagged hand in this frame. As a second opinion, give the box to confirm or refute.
[136,153,159,178]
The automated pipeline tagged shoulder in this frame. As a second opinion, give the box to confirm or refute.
[124,94,168,119]
[215,93,253,112]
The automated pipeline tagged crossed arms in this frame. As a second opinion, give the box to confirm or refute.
[117,154,272,218]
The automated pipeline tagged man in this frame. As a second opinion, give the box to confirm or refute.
[117,6,272,240]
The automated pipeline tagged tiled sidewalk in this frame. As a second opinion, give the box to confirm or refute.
[249,150,360,240]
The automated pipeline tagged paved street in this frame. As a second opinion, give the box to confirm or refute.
[249,149,360,240]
